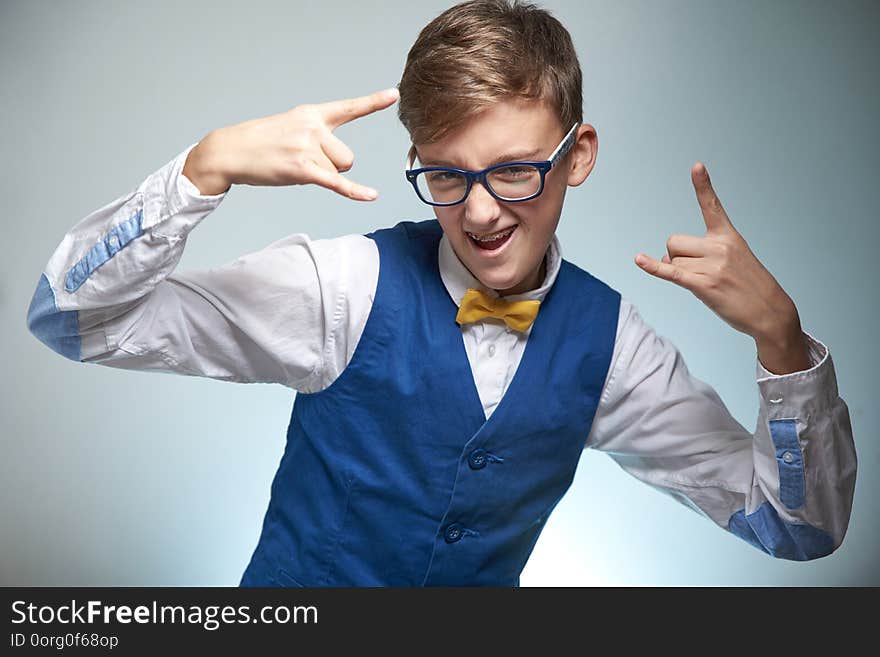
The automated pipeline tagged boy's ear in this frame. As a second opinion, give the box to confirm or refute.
[567,124,597,187]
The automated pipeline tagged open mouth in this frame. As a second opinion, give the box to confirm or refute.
[466,225,517,251]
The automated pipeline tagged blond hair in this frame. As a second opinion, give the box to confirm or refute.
[397,0,583,167]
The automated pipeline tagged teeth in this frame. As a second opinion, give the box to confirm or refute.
[468,226,515,242]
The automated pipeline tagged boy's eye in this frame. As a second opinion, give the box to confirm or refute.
[426,171,465,184]
[490,165,539,181]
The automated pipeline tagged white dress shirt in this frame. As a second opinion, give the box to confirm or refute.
[29,142,857,554]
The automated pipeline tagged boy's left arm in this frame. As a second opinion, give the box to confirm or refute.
[590,162,858,560]
[586,302,856,560]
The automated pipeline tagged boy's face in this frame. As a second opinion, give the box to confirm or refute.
[415,97,597,296]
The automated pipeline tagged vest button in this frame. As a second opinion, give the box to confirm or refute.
[444,522,464,543]
[468,448,488,469]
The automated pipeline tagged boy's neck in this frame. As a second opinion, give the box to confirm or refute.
[494,252,548,297]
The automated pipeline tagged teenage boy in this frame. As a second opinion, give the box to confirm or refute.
[27,0,856,586]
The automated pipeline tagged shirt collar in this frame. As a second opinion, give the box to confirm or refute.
[438,229,563,307]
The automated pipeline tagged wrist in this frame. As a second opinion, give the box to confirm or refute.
[182,132,231,196]
[755,324,811,375]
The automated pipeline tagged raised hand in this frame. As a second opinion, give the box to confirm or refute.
[183,87,400,200]
[634,162,810,374]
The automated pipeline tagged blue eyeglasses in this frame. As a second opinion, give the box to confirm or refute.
[404,122,580,207]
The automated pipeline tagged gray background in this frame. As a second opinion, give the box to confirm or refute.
[2,0,877,586]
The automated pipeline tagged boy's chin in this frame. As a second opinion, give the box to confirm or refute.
[473,269,524,295]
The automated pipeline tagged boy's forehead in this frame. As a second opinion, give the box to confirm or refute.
[416,98,562,169]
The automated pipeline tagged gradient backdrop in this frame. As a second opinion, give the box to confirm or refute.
[2,0,877,586]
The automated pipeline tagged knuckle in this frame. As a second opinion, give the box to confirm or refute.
[304,121,322,138]
[290,103,314,121]
[291,153,315,173]
[292,105,322,131]
[717,241,738,264]
[708,265,724,284]
[287,133,311,153]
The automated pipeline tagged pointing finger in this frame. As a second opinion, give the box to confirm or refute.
[319,87,400,130]
[692,162,733,234]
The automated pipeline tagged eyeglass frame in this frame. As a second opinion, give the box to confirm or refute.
[404,121,581,207]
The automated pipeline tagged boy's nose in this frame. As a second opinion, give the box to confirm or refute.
[464,180,502,226]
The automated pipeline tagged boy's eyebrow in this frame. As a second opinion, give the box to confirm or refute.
[421,148,543,169]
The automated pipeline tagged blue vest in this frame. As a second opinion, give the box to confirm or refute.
[239,219,621,586]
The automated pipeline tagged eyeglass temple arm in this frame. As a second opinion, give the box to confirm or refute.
[404,144,419,174]
[548,122,581,167]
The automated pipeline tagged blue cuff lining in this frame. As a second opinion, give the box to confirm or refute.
[768,418,806,510]
[26,272,81,361]
[65,208,144,292]
[728,501,834,561]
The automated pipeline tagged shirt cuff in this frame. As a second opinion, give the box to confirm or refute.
[755,329,838,419]
[174,142,230,206]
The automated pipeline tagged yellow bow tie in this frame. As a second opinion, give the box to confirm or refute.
[455,288,541,332]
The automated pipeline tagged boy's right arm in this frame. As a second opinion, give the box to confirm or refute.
[25,142,379,392]
[26,88,399,390]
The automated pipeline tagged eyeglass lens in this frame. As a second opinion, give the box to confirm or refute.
[415,164,542,204]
